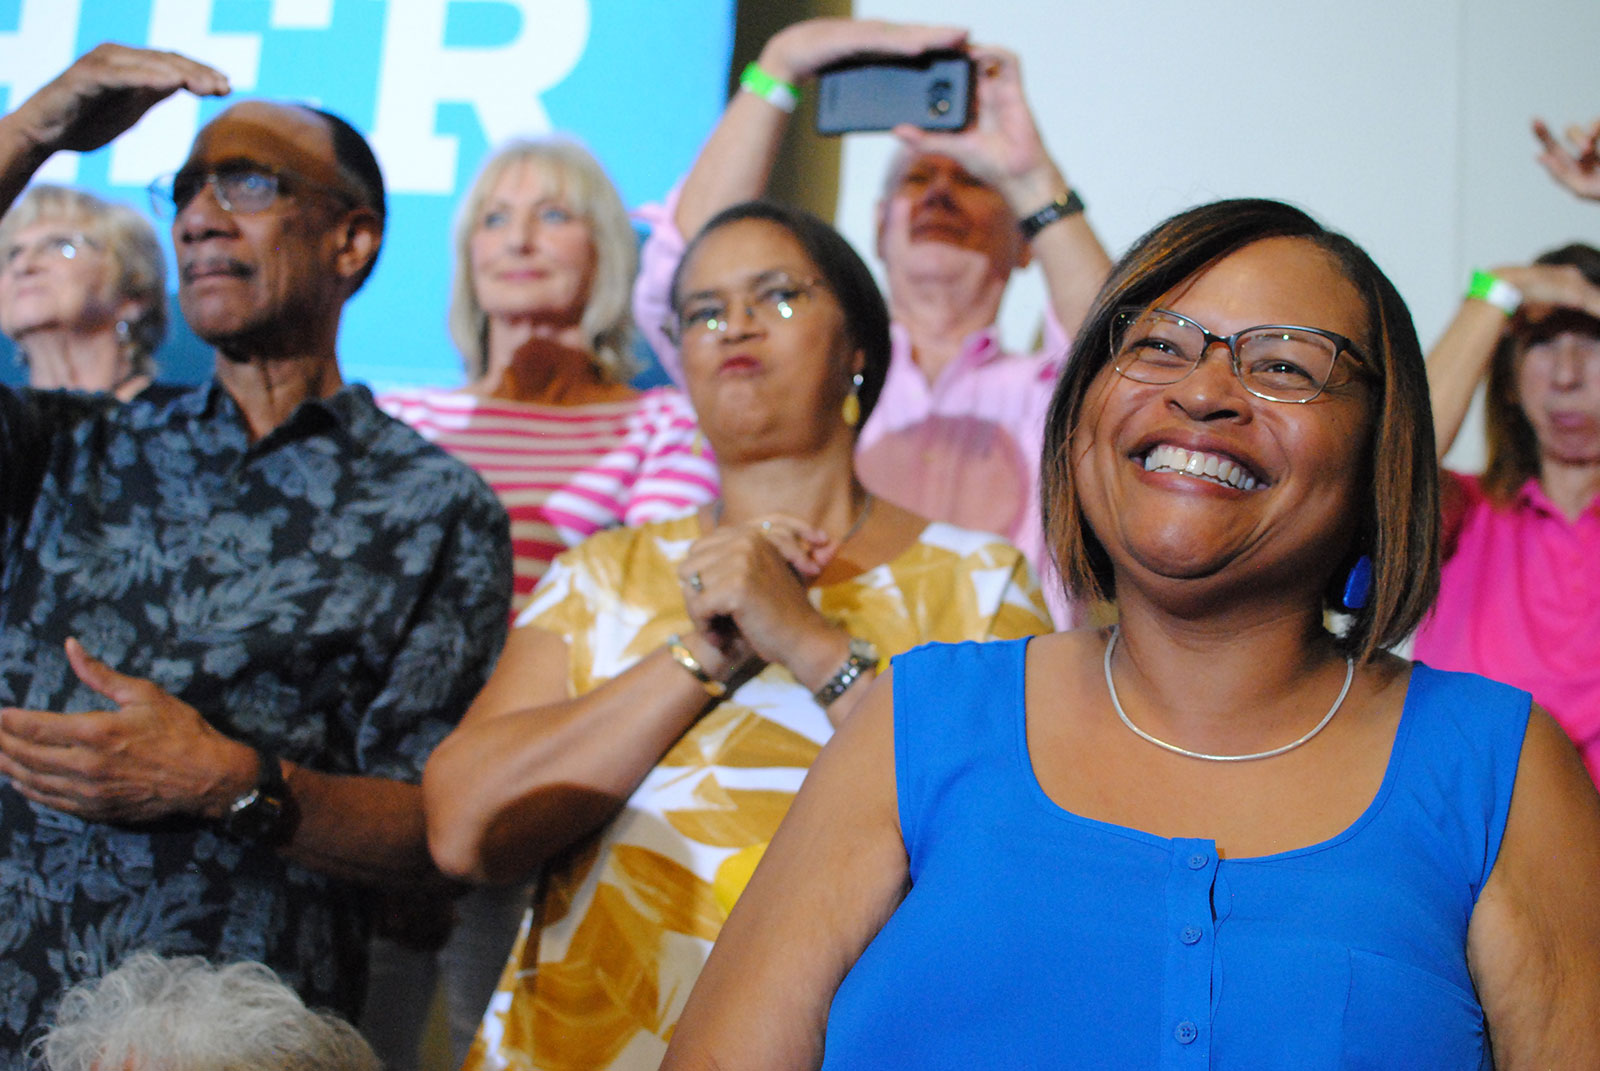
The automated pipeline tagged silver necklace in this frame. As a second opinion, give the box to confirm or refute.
[1102,627,1354,762]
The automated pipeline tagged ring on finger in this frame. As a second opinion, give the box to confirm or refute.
[687,572,704,593]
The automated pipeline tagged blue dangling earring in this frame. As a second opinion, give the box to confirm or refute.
[1339,555,1373,611]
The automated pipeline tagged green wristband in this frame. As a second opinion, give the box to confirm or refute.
[740,62,800,113]
[1466,269,1522,316]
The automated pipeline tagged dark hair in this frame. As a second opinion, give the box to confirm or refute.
[1483,242,1600,502]
[310,108,386,291]
[669,200,891,426]
[1041,198,1437,662]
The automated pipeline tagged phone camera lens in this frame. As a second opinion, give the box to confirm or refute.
[928,79,953,117]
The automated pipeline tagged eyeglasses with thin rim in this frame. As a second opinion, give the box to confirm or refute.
[670,273,825,344]
[1,232,100,272]
[146,163,357,220]
[1111,306,1367,404]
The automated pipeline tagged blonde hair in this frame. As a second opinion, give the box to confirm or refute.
[448,138,637,383]
[0,184,167,373]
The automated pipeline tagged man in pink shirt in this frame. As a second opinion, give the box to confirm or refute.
[633,19,1112,625]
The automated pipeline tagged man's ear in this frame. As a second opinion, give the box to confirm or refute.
[332,209,382,285]
[873,198,888,261]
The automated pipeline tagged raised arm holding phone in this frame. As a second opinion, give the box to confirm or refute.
[634,18,1113,625]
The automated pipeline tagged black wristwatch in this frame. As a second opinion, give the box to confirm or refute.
[1017,189,1086,241]
[222,748,296,844]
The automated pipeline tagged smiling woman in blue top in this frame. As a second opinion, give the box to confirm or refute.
[660,198,1600,1069]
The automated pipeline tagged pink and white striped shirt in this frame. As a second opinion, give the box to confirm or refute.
[380,387,718,613]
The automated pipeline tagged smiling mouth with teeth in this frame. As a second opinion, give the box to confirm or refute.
[1142,444,1261,491]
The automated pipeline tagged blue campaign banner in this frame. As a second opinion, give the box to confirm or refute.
[0,0,734,389]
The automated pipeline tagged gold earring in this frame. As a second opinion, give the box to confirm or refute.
[841,372,863,428]
[692,428,705,457]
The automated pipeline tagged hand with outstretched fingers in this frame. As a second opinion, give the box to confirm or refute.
[0,637,252,823]
[1534,116,1600,202]
[8,43,230,158]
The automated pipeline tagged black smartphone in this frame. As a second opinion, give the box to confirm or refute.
[814,51,972,136]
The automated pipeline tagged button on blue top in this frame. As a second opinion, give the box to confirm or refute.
[1187,852,1209,870]
[1180,925,1203,945]
[1174,1020,1198,1044]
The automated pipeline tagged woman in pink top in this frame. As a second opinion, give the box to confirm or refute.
[1418,241,1600,785]
[369,138,716,1070]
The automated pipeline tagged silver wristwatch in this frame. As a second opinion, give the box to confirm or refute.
[813,637,880,707]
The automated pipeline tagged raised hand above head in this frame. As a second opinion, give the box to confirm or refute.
[11,43,229,155]
[892,45,1064,213]
[1,43,229,210]
[1492,260,1600,320]
[756,17,968,86]
[1534,116,1600,202]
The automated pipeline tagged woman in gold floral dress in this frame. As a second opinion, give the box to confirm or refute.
[423,202,1053,1071]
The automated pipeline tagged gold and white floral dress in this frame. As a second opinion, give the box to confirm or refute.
[466,514,1052,1071]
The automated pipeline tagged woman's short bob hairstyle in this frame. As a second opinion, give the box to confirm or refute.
[449,137,637,384]
[1482,241,1600,502]
[0,184,167,374]
[1042,197,1437,662]
[668,199,892,428]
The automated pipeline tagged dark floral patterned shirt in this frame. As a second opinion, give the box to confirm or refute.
[0,380,510,1054]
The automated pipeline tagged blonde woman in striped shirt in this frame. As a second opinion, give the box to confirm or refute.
[369,138,715,1070]
[383,138,717,615]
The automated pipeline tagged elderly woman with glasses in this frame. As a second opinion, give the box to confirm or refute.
[659,198,1600,1070]
[423,200,1052,1071]
[0,184,167,399]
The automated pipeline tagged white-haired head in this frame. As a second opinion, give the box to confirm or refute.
[34,952,380,1071]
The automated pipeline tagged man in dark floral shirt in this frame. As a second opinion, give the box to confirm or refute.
[0,46,512,1055]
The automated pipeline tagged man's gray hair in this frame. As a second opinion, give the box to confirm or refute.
[34,952,380,1071]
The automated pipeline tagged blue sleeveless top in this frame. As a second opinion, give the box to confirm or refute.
[821,638,1529,1070]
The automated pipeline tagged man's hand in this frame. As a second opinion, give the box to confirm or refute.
[8,43,229,158]
[894,46,1066,214]
[1534,116,1600,203]
[0,637,255,823]
[757,18,967,86]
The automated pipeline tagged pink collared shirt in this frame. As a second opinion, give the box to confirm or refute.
[1413,471,1600,784]
[634,191,1072,626]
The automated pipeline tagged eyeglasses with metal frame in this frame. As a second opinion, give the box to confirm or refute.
[147,162,357,220]
[672,273,825,344]
[0,232,99,271]
[1110,306,1367,403]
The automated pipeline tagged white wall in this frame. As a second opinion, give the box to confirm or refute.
[838,0,1600,471]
